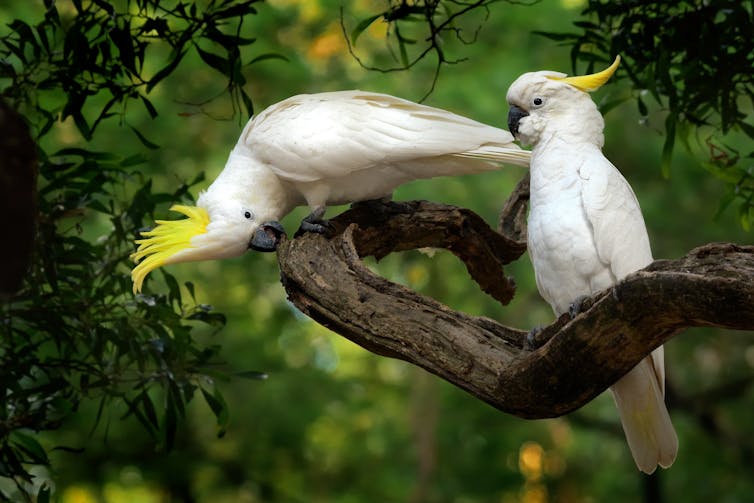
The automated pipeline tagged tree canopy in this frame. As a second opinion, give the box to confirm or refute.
[1,1,752,502]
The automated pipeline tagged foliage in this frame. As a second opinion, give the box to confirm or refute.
[345,0,523,98]
[538,0,754,229]
[0,0,269,499]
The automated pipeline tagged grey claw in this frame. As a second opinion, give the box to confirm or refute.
[568,295,587,319]
[295,207,333,237]
[525,326,543,350]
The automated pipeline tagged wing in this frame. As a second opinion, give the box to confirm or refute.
[237,90,528,183]
[579,149,653,280]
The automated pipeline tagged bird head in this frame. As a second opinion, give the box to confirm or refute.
[506,56,620,147]
[130,190,285,294]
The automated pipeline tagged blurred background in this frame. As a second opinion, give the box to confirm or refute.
[1,0,752,502]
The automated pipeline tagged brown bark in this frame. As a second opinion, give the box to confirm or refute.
[0,99,37,298]
[276,197,754,420]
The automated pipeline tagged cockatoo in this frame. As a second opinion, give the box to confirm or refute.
[506,57,678,473]
[131,90,531,293]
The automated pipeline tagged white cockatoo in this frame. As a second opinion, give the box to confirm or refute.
[505,57,678,473]
[131,90,531,293]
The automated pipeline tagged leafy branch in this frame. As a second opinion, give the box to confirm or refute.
[342,0,505,100]
[0,1,273,499]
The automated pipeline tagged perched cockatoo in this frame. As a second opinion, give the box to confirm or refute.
[506,57,678,473]
[131,90,531,293]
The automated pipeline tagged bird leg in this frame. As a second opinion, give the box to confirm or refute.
[296,206,333,237]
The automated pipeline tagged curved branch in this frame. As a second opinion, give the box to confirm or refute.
[277,200,754,419]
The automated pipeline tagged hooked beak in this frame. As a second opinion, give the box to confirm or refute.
[249,221,286,252]
[507,105,529,138]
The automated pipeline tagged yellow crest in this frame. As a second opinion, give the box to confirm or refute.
[548,55,621,92]
[131,204,209,293]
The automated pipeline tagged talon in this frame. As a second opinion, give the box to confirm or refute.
[611,285,621,303]
[568,295,587,319]
[525,326,543,350]
[295,207,333,237]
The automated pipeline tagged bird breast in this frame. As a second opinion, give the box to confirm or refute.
[527,153,614,314]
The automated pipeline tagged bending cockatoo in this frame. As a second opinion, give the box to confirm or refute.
[506,57,678,473]
[131,90,531,293]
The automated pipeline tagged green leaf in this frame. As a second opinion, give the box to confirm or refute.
[37,484,51,503]
[162,391,178,452]
[248,52,289,65]
[140,95,159,119]
[161,269,182,305]
[240,88,254,117]
[738,121,754,139]
[235,370,269,380]
[187,310,226,327]
[399,38,409,67]
[140,391,160,430]
[109,24,136,74]
[351,14,382,45]
[185,281,196,302]
[11,431,50,465]
[201,385,229,438]
[147,50,187,92]
[740,203,752,231]
[598,96,629,116]
[637,95,648,116]
[212,2,258,19]
[72,110,92,141]
[661,114,676,179]
[129,125,160,149]
[195,45,230,76]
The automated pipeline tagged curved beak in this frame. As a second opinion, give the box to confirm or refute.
[249,221,286,252]
[507,105,529,138]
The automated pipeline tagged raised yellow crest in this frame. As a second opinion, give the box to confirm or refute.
[131,204,209,293]
[549,55,621,92]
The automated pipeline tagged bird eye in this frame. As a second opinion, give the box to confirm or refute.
[533,97,544,106]
[244,210,254,220]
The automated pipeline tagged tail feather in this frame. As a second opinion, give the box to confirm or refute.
[609,353,678,473]
[454,145,532,168]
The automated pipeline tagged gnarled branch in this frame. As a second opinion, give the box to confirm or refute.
[277,198,754,419]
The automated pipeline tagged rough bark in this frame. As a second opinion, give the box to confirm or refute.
[277,197,754,420]
[0,99,37,298]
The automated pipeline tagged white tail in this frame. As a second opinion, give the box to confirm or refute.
[610,352,678,473]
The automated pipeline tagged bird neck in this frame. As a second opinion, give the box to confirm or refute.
[529,137,602,198]
[204,147,298,222]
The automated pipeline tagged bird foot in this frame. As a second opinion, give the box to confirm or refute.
[524,326,544,351]
[295,207,334,237]
[568,295,588,319]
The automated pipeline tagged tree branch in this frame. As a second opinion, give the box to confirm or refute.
[276,199,754,420]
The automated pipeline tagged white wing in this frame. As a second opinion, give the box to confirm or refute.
[237,90,529,184]
[579,151,676,472]
[578,150,653,278]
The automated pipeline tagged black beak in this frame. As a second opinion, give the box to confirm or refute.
[249,221,286,252]
[507,105,529,138]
